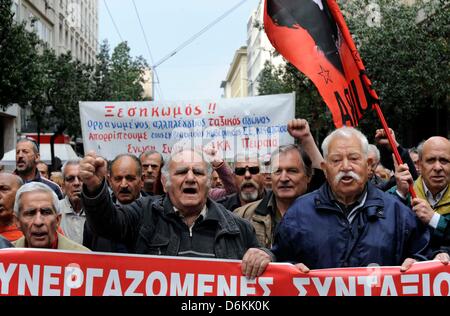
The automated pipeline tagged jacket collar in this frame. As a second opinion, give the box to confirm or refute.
[254,190,275,216]
[315,182,385,219]
[157,195,240,235]
[415,176,450,214]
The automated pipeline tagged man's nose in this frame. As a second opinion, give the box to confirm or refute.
[341,158,352,170]
[279,169,290,181]
[244,169,253,179]
[432,161,444,171]
[186,169,195,179]
[32,213,45,226]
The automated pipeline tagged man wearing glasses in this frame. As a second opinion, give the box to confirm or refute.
[217,155,266,212]
[59,159,85,244]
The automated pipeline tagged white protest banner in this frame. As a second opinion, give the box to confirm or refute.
[79,93,295,160]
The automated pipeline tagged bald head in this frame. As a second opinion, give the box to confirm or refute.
[419,136,450,195]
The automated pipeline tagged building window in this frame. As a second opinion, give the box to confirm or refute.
[11,0,19,21]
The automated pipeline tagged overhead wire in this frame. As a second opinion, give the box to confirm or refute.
[102,0,124,42]
[153,0,249,68]
[131,0,164,100]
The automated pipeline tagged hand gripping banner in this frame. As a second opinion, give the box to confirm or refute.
[0,249,449,296]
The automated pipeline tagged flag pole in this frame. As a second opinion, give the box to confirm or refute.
[373,103,417,199]
[326,0,417,199]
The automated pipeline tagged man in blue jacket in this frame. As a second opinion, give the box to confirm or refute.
[272,127,446,272]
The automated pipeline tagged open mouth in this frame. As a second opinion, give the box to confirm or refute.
[341,176,354,182]
[183,188,198,194]
[31,232,48,239]
[242,183,256,191]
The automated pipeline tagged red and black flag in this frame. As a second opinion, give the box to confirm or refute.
[264,0,379,127]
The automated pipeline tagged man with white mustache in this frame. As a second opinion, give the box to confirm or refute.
[271,127,446,272]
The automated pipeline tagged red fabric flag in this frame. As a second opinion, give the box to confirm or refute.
[264,0,378,127]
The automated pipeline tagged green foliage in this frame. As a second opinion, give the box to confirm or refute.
[343,0,449,143]
[0,0,150,139]
[109,41,148,101]
[257,61,332,141]
[92,40,113,101]
[0,0,41,110]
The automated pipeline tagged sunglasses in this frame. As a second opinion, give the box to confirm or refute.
[234,166,260,176]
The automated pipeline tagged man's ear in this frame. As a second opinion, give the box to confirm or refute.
[14,214,22,230]
[34,152,40,164]
[367,157,374,172]
[55,213,62,228]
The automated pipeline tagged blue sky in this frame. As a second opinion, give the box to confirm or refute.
[99,0,260,101]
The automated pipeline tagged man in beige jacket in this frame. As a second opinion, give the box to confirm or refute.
[234,119,324,248]
[13,182,89,252]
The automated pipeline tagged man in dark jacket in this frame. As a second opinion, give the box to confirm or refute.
[272,127,442,272]
[14,138,63,199]
[80,148,272,279]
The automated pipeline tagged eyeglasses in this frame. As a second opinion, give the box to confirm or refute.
[234,166,260,176]
[65,175,82,183]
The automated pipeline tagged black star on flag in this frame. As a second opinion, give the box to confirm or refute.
[318,65,333,84]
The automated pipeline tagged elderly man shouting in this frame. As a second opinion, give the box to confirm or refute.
[272,127,436,272]
[80,148,272,279]
[13,182,89,251]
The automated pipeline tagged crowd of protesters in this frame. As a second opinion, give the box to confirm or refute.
[1,119,449,279]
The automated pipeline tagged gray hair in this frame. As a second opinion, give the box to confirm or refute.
[0,173,24,187]
[14,182,61,216]
[270,145,313,178]
[61,159,82,179]
[416,140,426,160]
[367,144,380,162]
[139,150,164,168]
[321,127,369,159]
[161,148,212,188]
[17,138,39,154]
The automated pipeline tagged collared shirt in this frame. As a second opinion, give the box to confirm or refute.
[59,197,86,245]
[267,194,282,232]
[423,181,448,229]
[171,205,217,258]
[423,181,448,208]
[174,205,208,232]
[329,186,368,224]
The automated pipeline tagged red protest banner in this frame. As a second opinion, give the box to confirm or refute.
[264,0,376,128]
[0,249,449,296]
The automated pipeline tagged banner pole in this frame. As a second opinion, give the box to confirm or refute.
[324,0,417,199]
[373,103,417,199]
